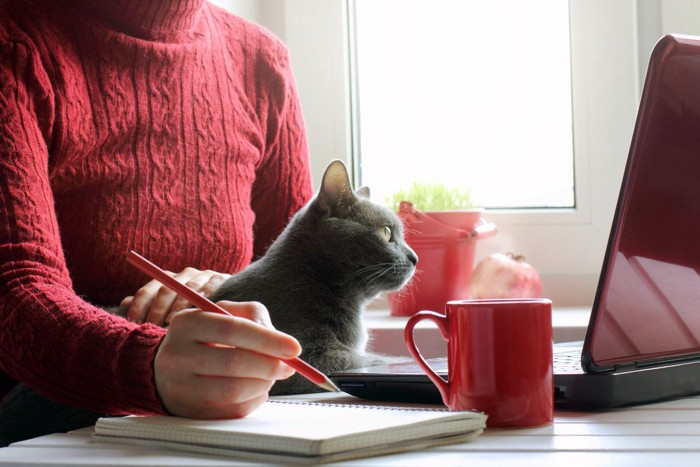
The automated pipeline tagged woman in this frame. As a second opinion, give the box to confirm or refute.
[0,0,313,442]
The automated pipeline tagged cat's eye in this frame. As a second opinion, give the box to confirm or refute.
[379,225,392,241]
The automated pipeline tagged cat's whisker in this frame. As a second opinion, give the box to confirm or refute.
[338,263,394,286]
[361,263,413,291]
[392,268,422,300]
[359,267,393,288]
[404,226,420,237]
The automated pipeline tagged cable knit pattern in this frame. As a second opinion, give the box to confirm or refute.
[0,0,313,414]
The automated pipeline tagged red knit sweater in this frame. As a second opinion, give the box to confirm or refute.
[0,0,313,414]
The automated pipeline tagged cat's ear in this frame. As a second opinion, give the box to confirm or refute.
[356,186,370,199]
[318,160,354,212]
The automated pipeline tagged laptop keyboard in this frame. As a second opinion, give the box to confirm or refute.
[381,347,584,376]
[553,348,584,374]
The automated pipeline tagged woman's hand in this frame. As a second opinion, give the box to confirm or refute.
[154,301,301,419]
[122,267,231,325]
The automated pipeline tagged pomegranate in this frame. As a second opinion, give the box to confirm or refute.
[470,252,542,299]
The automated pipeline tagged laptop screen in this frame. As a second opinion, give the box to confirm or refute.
[587,35,700,369]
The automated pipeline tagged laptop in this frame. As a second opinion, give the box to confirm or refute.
[330,34,700,410]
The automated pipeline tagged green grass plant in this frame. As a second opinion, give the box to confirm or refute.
[385,181,476,211]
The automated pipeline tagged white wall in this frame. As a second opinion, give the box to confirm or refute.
[636,0,700,86]
[209,0,261,23]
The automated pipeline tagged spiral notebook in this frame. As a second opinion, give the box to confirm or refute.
[93,397,486,464]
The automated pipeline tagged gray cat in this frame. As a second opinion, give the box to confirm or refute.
[0,160,417,445]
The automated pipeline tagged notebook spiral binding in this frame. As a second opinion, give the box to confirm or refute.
[269,399,452,412]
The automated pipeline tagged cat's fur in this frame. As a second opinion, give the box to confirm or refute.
[0,160,417,445]
[211,159,417,394]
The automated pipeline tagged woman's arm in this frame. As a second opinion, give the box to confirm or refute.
[0,36,300,419]
[0,37,170,415]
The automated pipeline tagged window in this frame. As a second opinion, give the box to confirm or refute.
[351,0,574,209]
[219,1,700,307]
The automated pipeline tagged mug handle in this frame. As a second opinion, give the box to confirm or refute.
[404,311,450,406]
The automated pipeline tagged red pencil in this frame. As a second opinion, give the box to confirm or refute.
[126,250,339,392]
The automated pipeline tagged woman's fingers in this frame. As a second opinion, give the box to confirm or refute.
[123,268,231,325]
[123,270,184,324]
[153,305,301,420]
[215,300,276,329]
[169,272,230,317]
[171,305,298,358]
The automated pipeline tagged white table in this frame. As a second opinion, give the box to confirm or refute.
[2,392,700,466]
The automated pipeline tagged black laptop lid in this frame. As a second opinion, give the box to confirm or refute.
[583,35,700,372]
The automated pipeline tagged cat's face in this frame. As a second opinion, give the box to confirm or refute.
[306,160,418,298]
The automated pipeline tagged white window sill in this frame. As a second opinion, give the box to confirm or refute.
[364,307,590,359]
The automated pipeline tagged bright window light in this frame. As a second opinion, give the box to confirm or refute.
[351,0,574,209]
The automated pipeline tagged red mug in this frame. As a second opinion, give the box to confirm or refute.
[404,299,553,427]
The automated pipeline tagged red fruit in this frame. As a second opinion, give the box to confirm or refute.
[470,252,542,299]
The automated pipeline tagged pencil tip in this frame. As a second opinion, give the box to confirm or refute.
[320,378,341,392]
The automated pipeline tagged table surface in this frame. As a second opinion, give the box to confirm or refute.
[2,392,700,466]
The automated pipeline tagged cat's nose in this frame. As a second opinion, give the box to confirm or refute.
[406,247,418,266]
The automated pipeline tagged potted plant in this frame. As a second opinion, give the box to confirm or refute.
[385,182,497,316]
